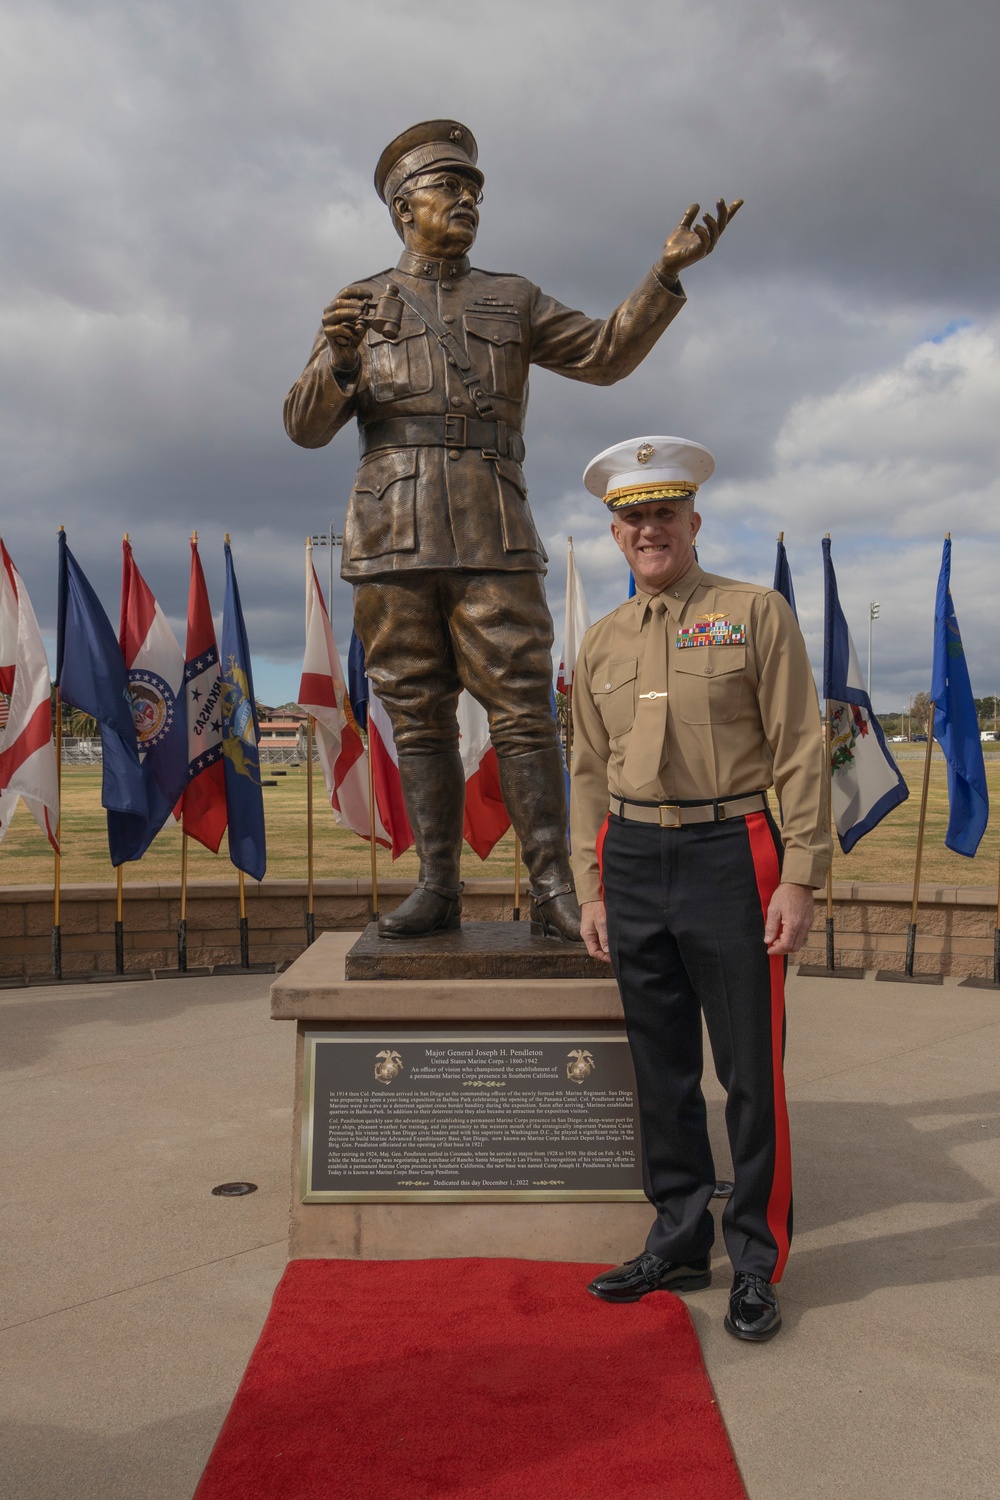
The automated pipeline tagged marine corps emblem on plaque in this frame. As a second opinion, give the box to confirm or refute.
[374,1049,403,1086]
[566,1048,595,1084]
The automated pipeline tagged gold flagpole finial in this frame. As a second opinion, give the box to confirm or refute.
[123,532,129,543]
[191,530,198,544]
[58,523,65,533]
[224,532,231,545]
[777,530,784,543]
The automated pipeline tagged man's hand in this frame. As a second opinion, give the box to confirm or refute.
[581,899,612,964]
[657,199,743,284]
[764,882,816,956]
[321,284,374,371]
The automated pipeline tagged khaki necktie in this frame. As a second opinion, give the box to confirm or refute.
[622,594,669,790]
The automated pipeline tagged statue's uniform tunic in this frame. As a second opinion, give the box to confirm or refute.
[284,250,686,754]
[571,564,830,1281]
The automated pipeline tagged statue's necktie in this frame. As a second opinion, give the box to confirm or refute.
[622,595,669,790]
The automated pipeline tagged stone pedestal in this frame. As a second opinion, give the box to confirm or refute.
[270,931,652,1262]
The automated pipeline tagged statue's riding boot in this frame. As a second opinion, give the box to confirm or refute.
[496,748,583,944]
[377,751,465,939]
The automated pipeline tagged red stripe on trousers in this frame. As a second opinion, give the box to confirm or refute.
[744,810,792,1283]
[595,815,610,900]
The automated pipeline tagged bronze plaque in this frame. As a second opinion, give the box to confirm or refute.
[300,1028,645,1203]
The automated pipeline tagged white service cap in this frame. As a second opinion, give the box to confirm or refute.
[583,436,715,510]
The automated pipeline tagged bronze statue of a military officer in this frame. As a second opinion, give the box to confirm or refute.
[284,120,740,941]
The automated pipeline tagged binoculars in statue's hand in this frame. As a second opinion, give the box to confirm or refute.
[362,284,404,341]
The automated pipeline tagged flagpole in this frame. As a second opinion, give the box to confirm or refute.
[53,685,62,980]
[178,832,188,972]
[824,705,836,971]
[366,727,379,923]
[306,714,315,945]
[903,703,936,977]
[115,865,124,975]
[238,868,249,967]
[513,833,521,921]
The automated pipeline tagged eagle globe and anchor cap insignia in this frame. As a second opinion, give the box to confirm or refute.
[128,670,177,749]
[566,1048,595,1084]
[636,442,655,465]
[374,1049,404,1085]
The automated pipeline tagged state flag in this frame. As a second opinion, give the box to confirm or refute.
[182,537,227,853]
[0,540,59,850]
[221,540,266,882]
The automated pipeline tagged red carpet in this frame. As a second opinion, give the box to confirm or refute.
[194,1258,747,1500]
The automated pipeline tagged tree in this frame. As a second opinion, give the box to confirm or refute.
[910,690,931,734]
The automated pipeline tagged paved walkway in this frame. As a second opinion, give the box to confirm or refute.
[1,966,997,1498]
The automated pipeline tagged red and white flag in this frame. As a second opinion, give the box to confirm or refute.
[298,559,388,847]
[458,692,510,859]
[0,540,59,850]
[556,537,591,694]
[118,539,188,860]
[182,538,227,852]
[368,689,414,859]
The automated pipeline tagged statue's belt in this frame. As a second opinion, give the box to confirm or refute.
[359,415,525,463]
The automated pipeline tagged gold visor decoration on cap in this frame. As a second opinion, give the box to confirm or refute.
[604,481,699,510]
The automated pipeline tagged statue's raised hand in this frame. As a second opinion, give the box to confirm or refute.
[657,199,743,285]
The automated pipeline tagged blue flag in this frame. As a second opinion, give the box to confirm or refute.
[347,627,368,732]
[57,532,148,863]
[822,537,908,852]
[931,537,988,857]
[773,536,797,619]
[220,541,266,882]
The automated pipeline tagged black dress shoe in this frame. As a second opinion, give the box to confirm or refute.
[588,1251,711,1303]
[377,882,462,939]
[724,1272,782,1341]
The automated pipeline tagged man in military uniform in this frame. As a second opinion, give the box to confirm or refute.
[571,437,830,1341]
[284,121,741,941]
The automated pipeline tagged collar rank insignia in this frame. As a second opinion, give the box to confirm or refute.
[676,615,747,649]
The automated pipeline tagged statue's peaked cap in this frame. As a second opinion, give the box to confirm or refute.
[375,119,482,204]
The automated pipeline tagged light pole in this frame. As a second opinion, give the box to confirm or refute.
[309,523,343,612]
[867,601,880,700]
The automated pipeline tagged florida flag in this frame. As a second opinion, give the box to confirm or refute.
[556,537,591,694]
[298,560,388,846]
[823,536,908,851]
[458,692,510,859]
[118,539,189,863]
[182,537,227,852]
[0,541,59,849]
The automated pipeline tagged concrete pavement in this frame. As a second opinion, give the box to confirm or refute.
[1,965,997,1498]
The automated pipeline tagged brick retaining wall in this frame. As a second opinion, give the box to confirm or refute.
[2,879,999,982]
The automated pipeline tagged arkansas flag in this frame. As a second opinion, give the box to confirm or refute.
[0,540,59,850]
[556,537,591,694]
[298,560,388,846]
[182,537,227,852]
[118,538,189,862]
[458,692,510,858]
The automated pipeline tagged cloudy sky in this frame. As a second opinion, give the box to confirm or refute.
[1,0,997,710]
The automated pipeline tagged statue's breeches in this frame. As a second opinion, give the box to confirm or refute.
[353,571,558,757]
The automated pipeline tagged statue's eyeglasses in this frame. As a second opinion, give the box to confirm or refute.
[412,174,484,206]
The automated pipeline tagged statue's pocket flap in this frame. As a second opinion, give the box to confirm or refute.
[354,449,419,498]
[463,313,522,346]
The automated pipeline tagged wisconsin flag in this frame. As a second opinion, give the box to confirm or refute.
[118,539,188,862]
[822,537,908,851]
[299,560,387,846]
[0,540,59,850]
[931,537,988,857]
[57,531,147,859]
[221,540,265,882]
[182,537,227,853]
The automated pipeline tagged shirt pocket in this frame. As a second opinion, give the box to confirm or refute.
[593,658,639,739]
[365,314,434,403]
[672,646,746,725]
[463,313,524,397]
[347,449,418,560]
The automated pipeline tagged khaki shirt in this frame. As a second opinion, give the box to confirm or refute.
[570,563,831,903]
[283,250,686,579]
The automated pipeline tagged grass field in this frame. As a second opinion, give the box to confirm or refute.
[2,752,1000,891]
